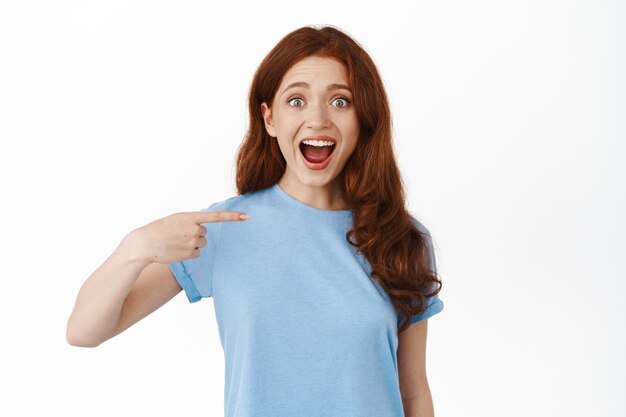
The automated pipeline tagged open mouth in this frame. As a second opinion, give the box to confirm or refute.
[299,141,336,165]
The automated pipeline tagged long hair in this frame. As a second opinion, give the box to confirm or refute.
[234,24,442,333]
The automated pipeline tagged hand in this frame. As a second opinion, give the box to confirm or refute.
[122,211,250,264]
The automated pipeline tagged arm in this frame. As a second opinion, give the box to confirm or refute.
[67,209,248,347]
[66,232,183,347]
[398,319,435,417]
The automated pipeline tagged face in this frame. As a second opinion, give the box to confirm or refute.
[261,55,359,192]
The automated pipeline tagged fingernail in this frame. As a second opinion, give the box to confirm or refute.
[239,214,251,220]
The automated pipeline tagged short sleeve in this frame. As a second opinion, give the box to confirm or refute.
[168,200,225,303]
[407,215,444,325]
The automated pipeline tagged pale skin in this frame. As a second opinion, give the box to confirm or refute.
[67,54,434,416]
[398,319,435,417]
[261,55,359,210]
[66,211,249,347]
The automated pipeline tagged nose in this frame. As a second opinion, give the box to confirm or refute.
[305,101,331,130]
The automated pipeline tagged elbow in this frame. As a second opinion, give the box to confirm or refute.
[66,317,102,348]
[66,334,100,348]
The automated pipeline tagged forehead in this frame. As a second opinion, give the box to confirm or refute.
[280,56,349,85]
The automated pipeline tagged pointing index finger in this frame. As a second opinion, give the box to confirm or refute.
[194,211,251,224]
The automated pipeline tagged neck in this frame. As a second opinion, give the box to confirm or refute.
[277,175,349,211]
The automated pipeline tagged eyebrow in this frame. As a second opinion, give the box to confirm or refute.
[280,81,352,96]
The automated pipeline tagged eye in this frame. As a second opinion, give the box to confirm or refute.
[286,95,352,109]
[332,96,351,108]
[287,97,305,107]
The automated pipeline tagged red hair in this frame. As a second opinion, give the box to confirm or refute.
[234,24,442,333]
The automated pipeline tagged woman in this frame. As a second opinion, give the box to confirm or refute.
[67,25,444,417]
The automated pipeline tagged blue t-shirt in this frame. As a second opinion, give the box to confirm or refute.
[168,182,444,417]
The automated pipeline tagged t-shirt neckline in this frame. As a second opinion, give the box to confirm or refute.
[271,183,353,219]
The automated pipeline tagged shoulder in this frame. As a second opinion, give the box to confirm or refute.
[204,195,239,212]
[409,214,432,237]
[203,186,269,212]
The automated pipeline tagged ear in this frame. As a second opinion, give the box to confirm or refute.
[261,102,277,138]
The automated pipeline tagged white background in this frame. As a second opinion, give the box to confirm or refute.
[1,1,624,416]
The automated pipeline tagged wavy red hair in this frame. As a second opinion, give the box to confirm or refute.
[234,24,442,333]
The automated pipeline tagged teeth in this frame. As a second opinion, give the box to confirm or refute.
[302,139,335,147]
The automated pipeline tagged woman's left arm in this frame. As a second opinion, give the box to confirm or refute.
[397,319,435,417]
